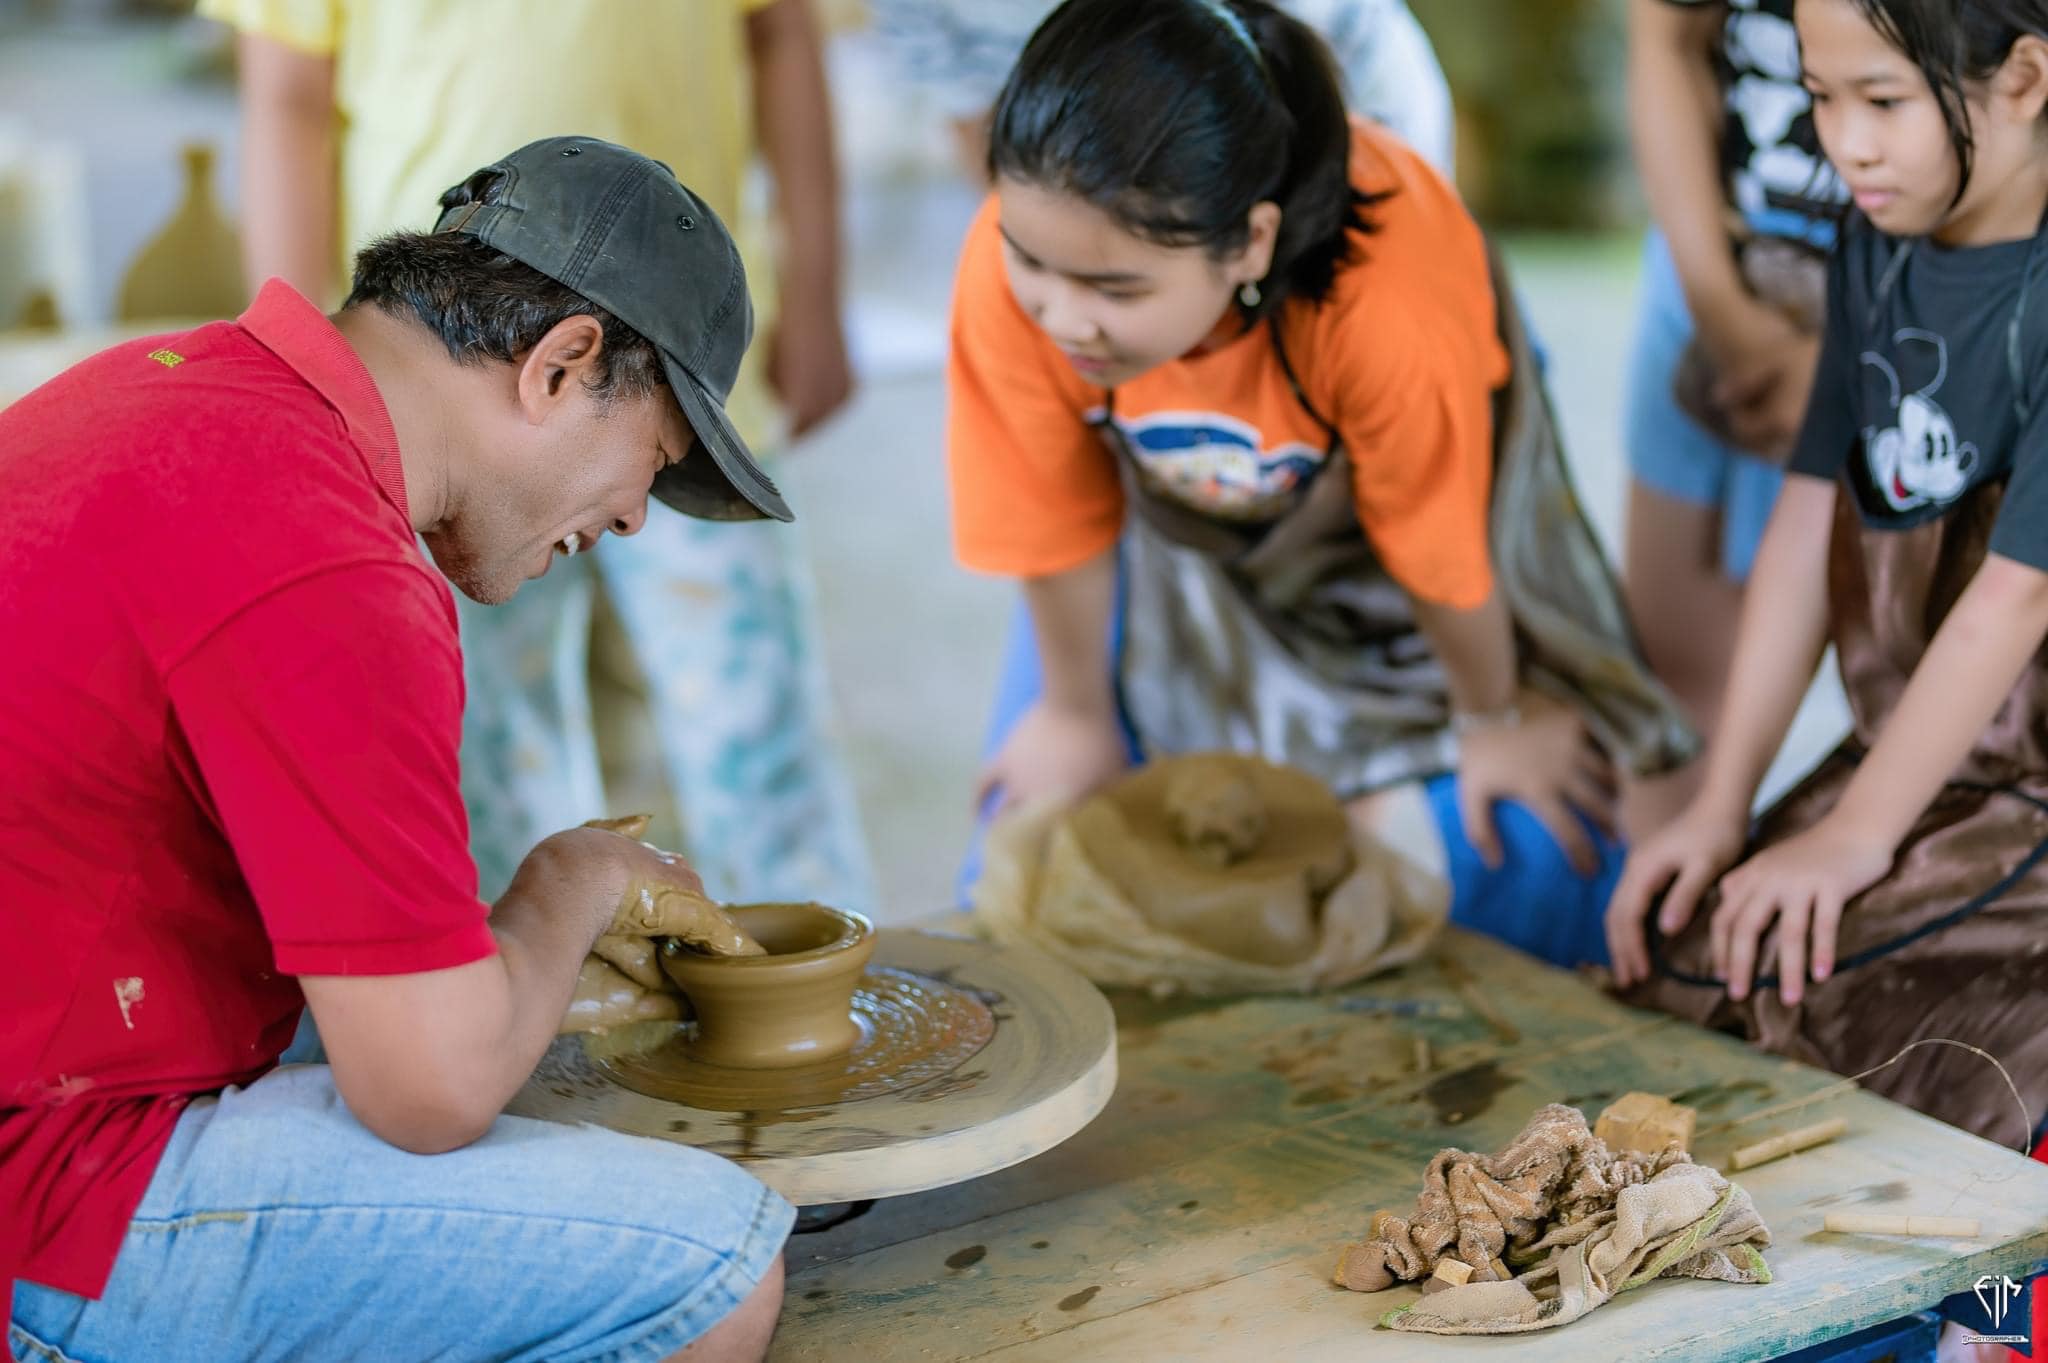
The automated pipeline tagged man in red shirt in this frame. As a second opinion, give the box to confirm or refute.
[1,138,794,1362]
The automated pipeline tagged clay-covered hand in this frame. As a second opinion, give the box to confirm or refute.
[1455,689,1616,875]
[1605,795,1748,989]
[561,955,685,1034]
[974,698,1130,816]
[555,814,765,956]
[1707,815,1892,1005]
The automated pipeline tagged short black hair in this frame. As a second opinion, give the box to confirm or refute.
[343,171,665,401]
[989,0,1384,320]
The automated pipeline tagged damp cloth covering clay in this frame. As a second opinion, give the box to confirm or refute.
[1334,1104,1773,1335]
[973,753,1445,996]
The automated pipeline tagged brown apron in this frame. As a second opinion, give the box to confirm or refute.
[1629,219,2048,1145]
[1101,249,1696,799]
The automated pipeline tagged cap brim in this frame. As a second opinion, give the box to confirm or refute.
[653,353,794,523]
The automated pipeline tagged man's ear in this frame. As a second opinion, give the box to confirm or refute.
[515,315,607,422]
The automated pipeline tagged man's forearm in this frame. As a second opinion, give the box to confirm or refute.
[301,851,615,1155]
[235,33,341,302]
[1024,547,1118,717]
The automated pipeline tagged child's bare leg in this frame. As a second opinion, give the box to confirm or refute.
[1623,480,1743,737]
[1620,480,1743,838]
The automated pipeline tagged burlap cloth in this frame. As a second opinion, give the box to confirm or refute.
[973,754,1445,996]
[1336,1104,1772,1335]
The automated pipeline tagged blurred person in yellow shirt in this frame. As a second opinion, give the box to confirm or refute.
[203,0,876,911]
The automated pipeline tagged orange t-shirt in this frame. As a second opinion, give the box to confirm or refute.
[947,120,1510,609]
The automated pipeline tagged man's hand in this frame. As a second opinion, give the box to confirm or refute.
[1605,792,1749,988]
[974,699,1129,816]
[1456,690,1616,875]
[1709,816,1892,1004]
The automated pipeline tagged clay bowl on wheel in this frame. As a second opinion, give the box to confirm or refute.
[659,903,876,1069]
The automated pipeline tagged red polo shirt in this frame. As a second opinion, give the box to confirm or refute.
[0,282,495,1311]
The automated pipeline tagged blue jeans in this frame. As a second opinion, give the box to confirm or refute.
[959,596,1623,970]
[9,1066,791,1363]
[1624,229,1788,583]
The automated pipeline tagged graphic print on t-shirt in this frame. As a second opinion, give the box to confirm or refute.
[1719,1,1846,224]
[1860,328,1979,513]
[1108,408,1327,520]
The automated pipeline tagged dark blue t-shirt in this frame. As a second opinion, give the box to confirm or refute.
[1790,212,2048,569]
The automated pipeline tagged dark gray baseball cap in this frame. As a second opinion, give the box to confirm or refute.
[432,136,792,522]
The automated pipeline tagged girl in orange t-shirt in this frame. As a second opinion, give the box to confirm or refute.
[952,0,1694,966]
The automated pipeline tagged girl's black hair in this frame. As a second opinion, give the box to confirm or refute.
[1833,0,2048,206]
[987,0,1386,319]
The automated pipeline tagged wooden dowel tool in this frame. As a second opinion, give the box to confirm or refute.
[1823,1213,1980,1238]
[1729,1117,1848,1170]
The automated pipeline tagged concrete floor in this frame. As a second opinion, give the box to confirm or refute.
[0,13,1851,922]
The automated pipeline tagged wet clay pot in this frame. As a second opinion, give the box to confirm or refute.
[660,903,876,1069]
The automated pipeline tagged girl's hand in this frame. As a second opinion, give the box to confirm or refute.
[1606,795,1748,988]
[1456,689,1616,875]
[1715,328,1820,463]
[1698,298,1818,462]
[1709,817,1893,1005]
[974,699,1129,816]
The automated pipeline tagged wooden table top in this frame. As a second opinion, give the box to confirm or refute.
[772,927,2048,1361]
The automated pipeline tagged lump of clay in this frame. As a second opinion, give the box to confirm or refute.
[1164,755,1269,866]
[1071,753,1354,967]
[561,957,684,1034]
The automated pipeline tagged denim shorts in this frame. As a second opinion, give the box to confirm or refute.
[9,1065,792,1363]
[1623,229,1788,583]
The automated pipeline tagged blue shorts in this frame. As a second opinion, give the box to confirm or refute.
[959,595,1622,970]
[9,1065,792,1363]
[1624,229,1787,583]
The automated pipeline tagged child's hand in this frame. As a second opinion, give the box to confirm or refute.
[1714,329,1820,462]
[1698,298,1819,461]
[974,699,1129,816]
[1606,796,1748,988]
[1709,816,1893,1005]
[1455,689,1615,875]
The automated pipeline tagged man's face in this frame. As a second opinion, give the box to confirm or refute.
[424,377,690,605]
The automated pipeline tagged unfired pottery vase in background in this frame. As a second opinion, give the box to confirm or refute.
[661,903,875,1069]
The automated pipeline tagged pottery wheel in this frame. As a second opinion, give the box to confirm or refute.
[507,929,1117,1205]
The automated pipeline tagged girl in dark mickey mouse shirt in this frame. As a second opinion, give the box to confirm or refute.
[1609,0,2048,1151]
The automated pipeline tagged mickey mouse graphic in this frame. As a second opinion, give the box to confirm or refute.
[1860,327,1979,512]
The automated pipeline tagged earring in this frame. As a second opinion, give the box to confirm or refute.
[1237,280,1262,309]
